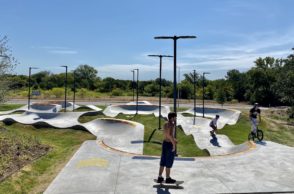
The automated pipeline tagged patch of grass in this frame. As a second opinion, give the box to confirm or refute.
[218,112,294,147]
[0,104,24,111]
[0,123,95,193]
[0,128,50,182]
[217,115,251,145]
[78,112,106,123]
[175,107,189,112]
[116,114,209,157]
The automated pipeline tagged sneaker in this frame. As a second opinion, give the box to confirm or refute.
[251,131,256,137]
[165,177,176,184]
[157,176,164,183]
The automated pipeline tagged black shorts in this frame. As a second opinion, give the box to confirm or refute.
[160,141,175,168]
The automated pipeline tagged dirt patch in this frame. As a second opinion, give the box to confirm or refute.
[0,128,51,182]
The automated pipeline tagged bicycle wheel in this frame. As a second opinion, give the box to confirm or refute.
[256,129,264,141]
[248,132,255,141]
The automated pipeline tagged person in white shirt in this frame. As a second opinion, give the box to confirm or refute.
[209,115,220,135]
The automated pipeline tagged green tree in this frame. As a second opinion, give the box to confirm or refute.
[226,69,246,101]
[74,64,98,90]
[0,36,18,103]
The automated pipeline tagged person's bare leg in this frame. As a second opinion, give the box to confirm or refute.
[165,168,171,178]
[159,166,164,177]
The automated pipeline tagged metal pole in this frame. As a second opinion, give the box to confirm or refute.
[65,66,68,112]
[177,66,180,109]
[193,70,196,125]
[154,35,196,156]
[159,56,162,129]
[202,72,210,118]
[202,73,204,118]
[131,70,135,101]
[28,67,31,110]
[148,54,173,130]
[73,71,76,111]
[134,69,139,114]
[173,37,177,114]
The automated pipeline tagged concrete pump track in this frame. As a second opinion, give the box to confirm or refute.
[1,102,293,194]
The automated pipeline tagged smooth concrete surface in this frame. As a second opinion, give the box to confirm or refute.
[83,118,144,154]
[44,140,294,194]
[184,107,241,128]
[103,102,171,118]
[177,108,251,156]
[0,112,144,154]
[0,102,102,115]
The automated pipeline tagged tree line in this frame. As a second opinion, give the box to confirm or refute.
[6,52,294,109]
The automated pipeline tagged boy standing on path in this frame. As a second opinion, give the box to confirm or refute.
[157,112,177,184]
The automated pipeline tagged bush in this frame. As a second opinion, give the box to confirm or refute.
[111,88,123,96]
[287,106,294,119]
[51,88,64,98]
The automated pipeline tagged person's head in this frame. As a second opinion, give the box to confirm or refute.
[216,115,220,119]
[254,102,259,108]
[168,112,177,122]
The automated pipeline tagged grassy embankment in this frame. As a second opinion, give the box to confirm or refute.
[218,109,294,147]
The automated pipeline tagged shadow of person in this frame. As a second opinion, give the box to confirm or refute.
[210,135,221,147]
[156,187,171,194]
[153,184,184,193]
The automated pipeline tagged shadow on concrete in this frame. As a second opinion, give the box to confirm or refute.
[174,157,195,161]
[255,141,267,146]
[132,156,158,160]
[210,135,221,147]
[153,184,184,193]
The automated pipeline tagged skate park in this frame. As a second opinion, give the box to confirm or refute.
[1,101,294,193]
[1,1,294,193]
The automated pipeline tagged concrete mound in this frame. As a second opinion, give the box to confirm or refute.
[103,102,170,118]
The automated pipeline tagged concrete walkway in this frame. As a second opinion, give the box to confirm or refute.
[44,140,294,194]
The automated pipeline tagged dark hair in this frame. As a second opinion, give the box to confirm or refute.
[168,112,177,120]
[216,115,220,118]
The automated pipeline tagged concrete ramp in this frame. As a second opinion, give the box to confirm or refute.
[177,114,252,156]
[0,111,144,154]
[83,118,144,154]
[184,107,241,128]
[103,103,170,118]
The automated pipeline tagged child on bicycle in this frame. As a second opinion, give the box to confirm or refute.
[209,115,220,135]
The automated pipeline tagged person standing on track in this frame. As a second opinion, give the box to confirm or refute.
[156,112,177,184]
[250,103,261,135]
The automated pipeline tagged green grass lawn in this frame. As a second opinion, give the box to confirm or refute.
[0,104,24,111]
[0,123,95,194]
[218,112,294,147]
[115,114,209,157]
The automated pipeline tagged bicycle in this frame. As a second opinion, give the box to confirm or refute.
[248,126,264,141]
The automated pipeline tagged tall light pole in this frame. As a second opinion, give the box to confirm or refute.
[73,70,76,111]
[154,35,196,155]
[193,70,197,125]
[202,72,210,118]
[154,36,196,114]
[131,70,135,101]
[134,68,139,114]
[61,66,68,112]
[28,67,38,110]
[148,54,173,130]
[177,66,181,108]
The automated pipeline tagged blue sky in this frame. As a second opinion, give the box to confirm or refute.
[1,0,294,80]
